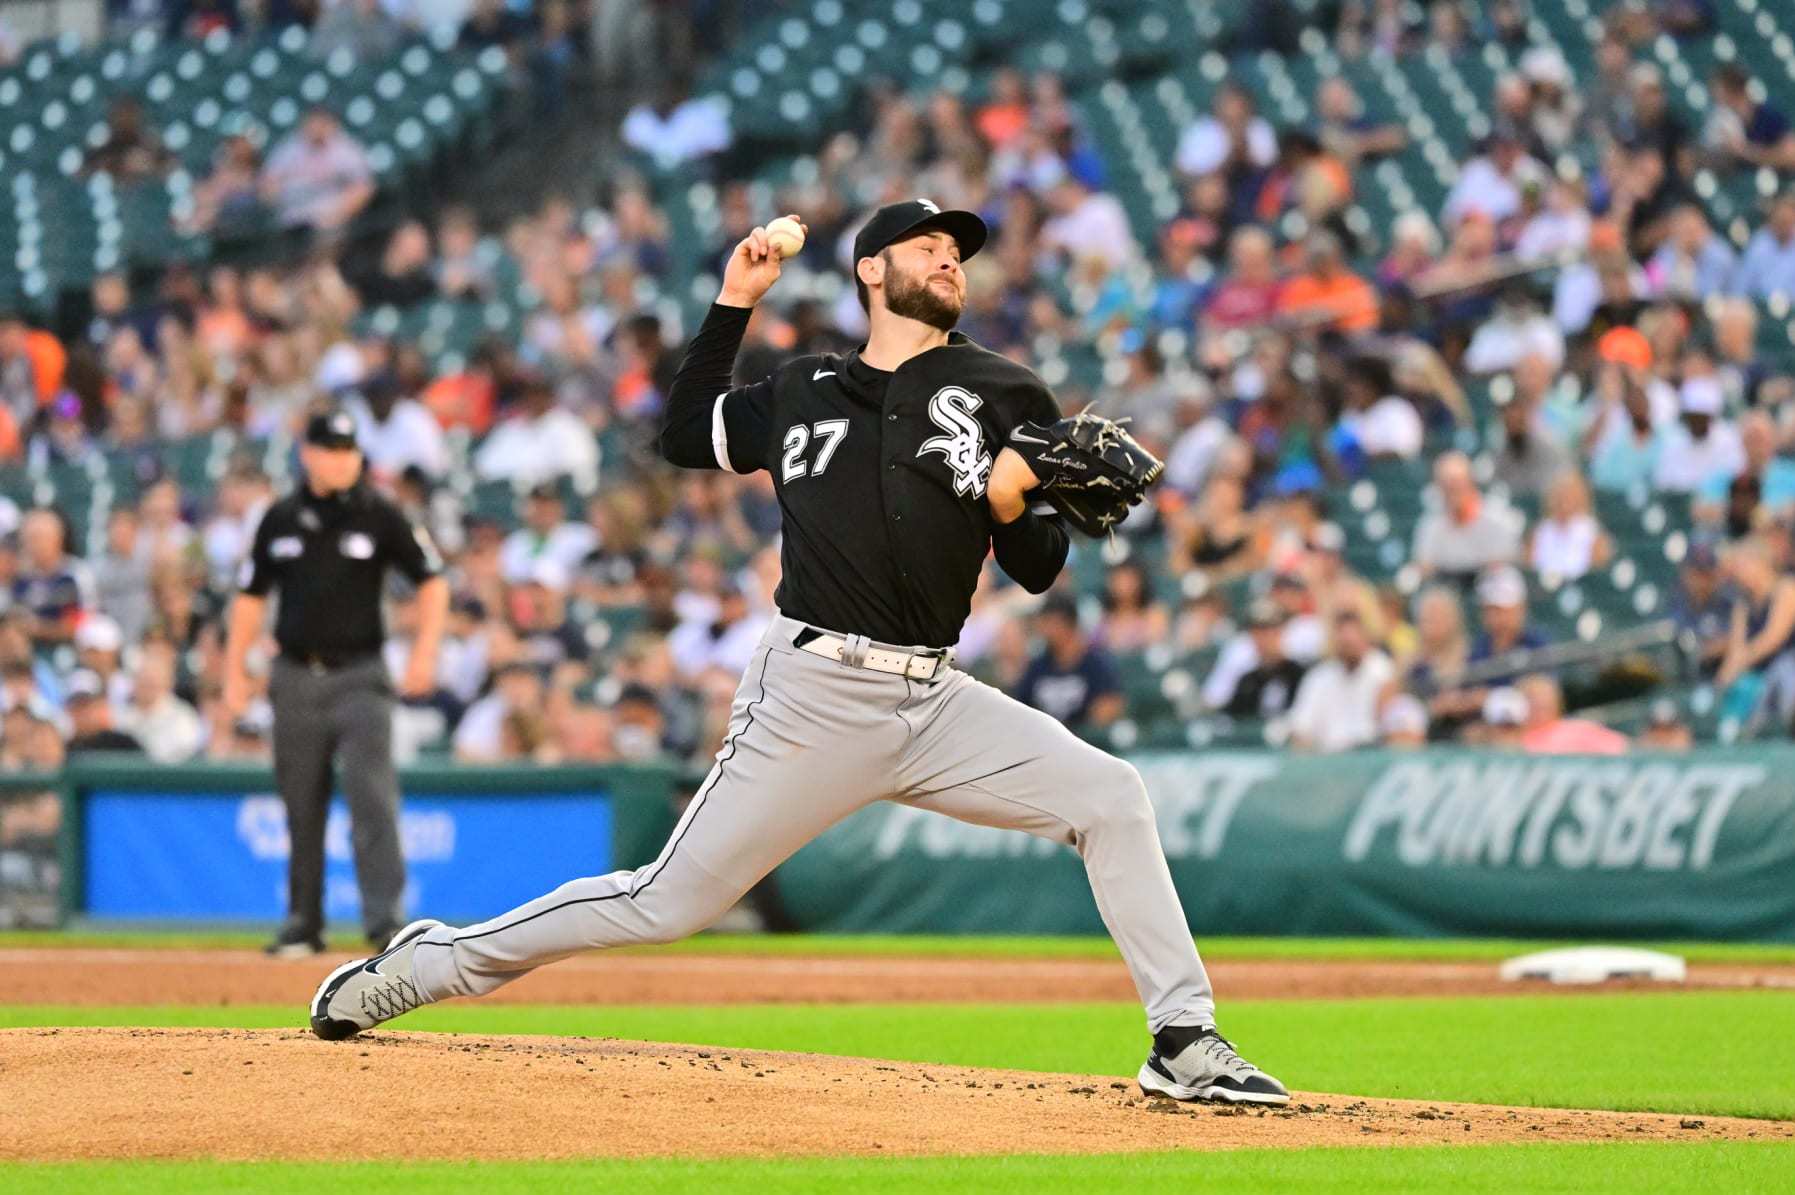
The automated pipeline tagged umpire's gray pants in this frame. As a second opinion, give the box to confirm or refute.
[411,614,1217,1032]
[269,655,405,935]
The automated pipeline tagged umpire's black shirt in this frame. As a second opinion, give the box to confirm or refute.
[239,480,443,659]
[661,303,1069,648]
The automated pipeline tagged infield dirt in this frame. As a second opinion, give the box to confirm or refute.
[3,1027,1788,1161]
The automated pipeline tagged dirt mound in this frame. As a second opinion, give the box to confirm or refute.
[1,1028,1784,1161]
[4,949,1791,1007]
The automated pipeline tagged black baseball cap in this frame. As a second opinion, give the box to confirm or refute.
[303,407,359,449]
[852,199,988,269]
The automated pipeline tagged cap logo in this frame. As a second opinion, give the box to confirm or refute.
[916,198,940,213]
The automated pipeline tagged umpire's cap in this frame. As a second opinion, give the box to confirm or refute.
[852,198,987,268]
[303,406,360,450]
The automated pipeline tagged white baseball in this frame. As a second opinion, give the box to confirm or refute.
[765,216,806,259]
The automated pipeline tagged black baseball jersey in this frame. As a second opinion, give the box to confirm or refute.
[662,303,1069,647]
[239,480,443,658]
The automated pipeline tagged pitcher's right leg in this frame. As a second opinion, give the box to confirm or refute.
[408,638,902,1003]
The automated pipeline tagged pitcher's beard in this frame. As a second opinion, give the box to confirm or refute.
[883,269,963,331]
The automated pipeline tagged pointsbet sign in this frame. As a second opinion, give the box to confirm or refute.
[776,751,1795,939]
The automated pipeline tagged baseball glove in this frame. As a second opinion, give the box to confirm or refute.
[1007,411,1164,538]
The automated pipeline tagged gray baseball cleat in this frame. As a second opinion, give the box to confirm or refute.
[1137,1025,1290,1105]
[309,918,445,1041]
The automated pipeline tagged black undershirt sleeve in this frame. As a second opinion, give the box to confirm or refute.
[660,303,773,471]
[990,507,1069,594]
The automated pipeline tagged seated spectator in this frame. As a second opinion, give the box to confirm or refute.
[1014,596,1123,733]
[1202,226,1283,331]
[1585,336,1675,493]
[1287,610,1393,752]
[1314,75,1407,167]
[347,374,450,482]
[1672,540,1731,668]
[11,510,93,648]
[0,313,68,420]
[1097,561,1170,653]
[1645,205,1738,301]
[1711,297,1774,408]
[63,670,143,755]
[473,374,600,487]
[74,615,130,708]
[1412,452,1523,583]
[1469,564,1551,678]
[351,221,438,308]
[1734,191,1795,298]
[1441,129,1545,230]
[1616,63,1690,170]
[1517,674,1629,755]
[117,640,203,763]
[1223,599,1308,719]
[1638,699,1695,752]
[1517,46,1582,155]
[453,662,544,762]
[1175,81,1276,181]
[1698,410,1795,523]
[1528,472,1610,583]
[1039,177,1139,271]
[1379,692,1429,748]
[1171,474,1260,578]
[1335,357,1423,460]
[1716,536,1795,728]
[310,0,404,63]
[1276,232,1378,335]
[1463,286,1564,376]
[1405,584,1469,697]
[621,78,732,172]
[434,206,499,301]
[1514,178,1592,262]
[1706,65,1795,174]
[1553,220,1647,335]
[1492,358,1573,498]
[1378,210,1440,289]
[83,97,173,181]
[1477,685,1530,749]
[975,67,1030,149]
[92,507,153,643]
[667,582,763,685]
[500,484,600,584]
[260,107,375,233]
[1653,377,1744,494]
[184,134,265,235]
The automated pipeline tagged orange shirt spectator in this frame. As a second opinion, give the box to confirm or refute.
[0,317,67,409]
[423,370,496,435]
[1278,269,1379,333]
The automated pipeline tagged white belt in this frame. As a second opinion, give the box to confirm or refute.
[796,630,953,681]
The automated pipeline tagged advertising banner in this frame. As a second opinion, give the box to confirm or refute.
[770,750,1795,941]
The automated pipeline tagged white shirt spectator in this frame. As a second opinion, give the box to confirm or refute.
[1653,422,1745,493]
[1463,307,1566,374]
[1514,205,1590,262]
[474,407,600,488]
[261,125,373,229]
[1531,513,1602,579]
[1175,116,1276,177]
[621,94,732,171]
[1287,649,1394,752]
[346,394,451,478]
[452,692,508,760]
[118,693,204,763]
[499,523,600,584]
[1163,415,1232,495]
[1339,396,1424,458]
[1552,261,1649,333]
[1040,190,1140,270]
[1441,153,1546,228]
[668,611,768,682]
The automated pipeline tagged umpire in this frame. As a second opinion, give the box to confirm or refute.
[223,407,449,957]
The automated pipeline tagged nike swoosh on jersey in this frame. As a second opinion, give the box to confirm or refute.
[1010,429,1050,445]
[812,369,836,381]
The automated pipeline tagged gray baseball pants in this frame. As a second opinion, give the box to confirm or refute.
[270,654,406,937]
[411,614,1217,1031]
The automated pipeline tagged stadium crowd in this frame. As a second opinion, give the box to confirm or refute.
[4,0,1795,778]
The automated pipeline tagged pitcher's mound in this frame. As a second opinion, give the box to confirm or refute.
[1,1028,1784,1161]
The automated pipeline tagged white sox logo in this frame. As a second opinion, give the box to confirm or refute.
[917,385,991,497]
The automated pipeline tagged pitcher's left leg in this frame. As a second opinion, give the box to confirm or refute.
[894,673,1213,1032]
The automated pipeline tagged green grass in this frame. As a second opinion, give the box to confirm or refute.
[6,929,1795,964]
[5,1143,1793,1194]
[8,990,1793,1120]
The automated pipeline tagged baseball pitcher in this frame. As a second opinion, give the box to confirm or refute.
[309,199,1288,1105]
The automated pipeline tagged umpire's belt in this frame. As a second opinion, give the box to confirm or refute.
[280,649,379,674]
[792,626,953,682]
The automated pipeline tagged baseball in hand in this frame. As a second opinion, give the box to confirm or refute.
[765,215,806,259]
